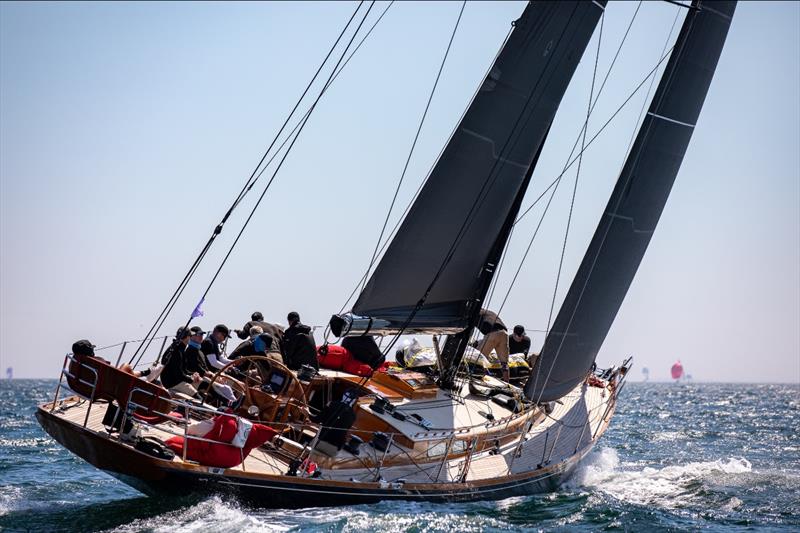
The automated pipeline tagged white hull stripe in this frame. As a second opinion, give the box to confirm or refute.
[647,111,695,128]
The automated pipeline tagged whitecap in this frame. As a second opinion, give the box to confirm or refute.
[652,431,685,442]
[260,499,514,532]
[0,485,23,516]
[721,496,743,512]
[568,448,753,509]
[108,497,289,533]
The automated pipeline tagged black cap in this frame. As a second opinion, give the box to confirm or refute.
[72,339,95,358]
[189,326,205,336]
[251,311,263,321]
[287,311,300,324]
[513,325,525,336]
[213,324,231,338]
[175,326,191,340]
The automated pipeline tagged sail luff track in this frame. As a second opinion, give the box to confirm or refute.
[525,0,737,403]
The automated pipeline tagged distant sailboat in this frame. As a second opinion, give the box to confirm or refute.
[671,360,684,381]
[5,367,12,380]
[641,367,650,382]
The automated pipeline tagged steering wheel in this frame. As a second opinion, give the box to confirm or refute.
[204,356,310,427]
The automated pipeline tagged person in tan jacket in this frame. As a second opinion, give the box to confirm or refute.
[472,309,510,383]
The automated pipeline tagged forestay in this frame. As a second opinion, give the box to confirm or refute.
[526,0,737,402]
[349,1,606,334]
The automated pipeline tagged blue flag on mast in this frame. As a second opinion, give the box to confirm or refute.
[191,297,205,319]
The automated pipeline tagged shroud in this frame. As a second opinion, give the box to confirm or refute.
[525,0,737,402]
[348,1,606,335]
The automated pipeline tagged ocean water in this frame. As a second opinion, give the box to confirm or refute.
[0,380,798,532]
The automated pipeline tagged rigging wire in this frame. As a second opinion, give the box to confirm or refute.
[496,172,562,315]
[499,37,678,307]
[188,3,378,319]
[544,11,604,336]
[217,2,476,444]
[361,0,467,294]
[374,6,587,361]
[495,10,681,341]
[128,1,368,365]
[504,11,608,408]
[232,1,397,211]
[488,3,644,319]
[314,3,495,407]
[624,8,681,161]
[531,4,689,407]
[131,2,378,366]
[513,1,643,227]
[489,5,676,325]
[511,40,675,232]
[335,27,515,316]
[474,3,682,395]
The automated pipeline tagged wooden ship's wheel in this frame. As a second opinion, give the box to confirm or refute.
[204,356,310,433]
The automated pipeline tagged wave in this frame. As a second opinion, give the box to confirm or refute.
[103,498,272,533]
[106,497,513,533]
[0,485,23,516]
[569,447,756,508]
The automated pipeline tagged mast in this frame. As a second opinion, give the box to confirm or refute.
[438,127,550,389]
[331,1,606,339]
[525,0,736,402]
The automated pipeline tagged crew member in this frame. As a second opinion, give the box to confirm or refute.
[185,326,210,375]
[201,324,236,371]
[282,311,318,371]
[230,332,282,364]
[235,311,264,339]
[472,309,510,383]
[185,326,237,404]
[160,327,202,397]
[509,325,531,356]
[71,339,98,362]
[234,311,285,359]
[235,312,284,341]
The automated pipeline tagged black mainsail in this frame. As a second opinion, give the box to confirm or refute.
[335,1,606,337]
[525,0,736,402]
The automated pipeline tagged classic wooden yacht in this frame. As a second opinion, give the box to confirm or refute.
[37,352,628,507]
[37,0,734,508]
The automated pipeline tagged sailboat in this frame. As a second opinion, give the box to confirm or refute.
[36,0,735,508]
[671,360,685,381]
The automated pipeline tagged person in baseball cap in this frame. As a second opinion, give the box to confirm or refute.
[213,324,231,339]
[71,339,97,362]
[201,324,236,372]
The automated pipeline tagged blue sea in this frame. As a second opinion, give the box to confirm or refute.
[0,380,798,532]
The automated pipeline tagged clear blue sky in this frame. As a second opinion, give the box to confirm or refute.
[1,1,798,382]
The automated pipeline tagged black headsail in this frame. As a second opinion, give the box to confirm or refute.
[525,0,736,402]
[332,1,606,338]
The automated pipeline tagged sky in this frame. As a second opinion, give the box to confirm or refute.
[1,1,798,383]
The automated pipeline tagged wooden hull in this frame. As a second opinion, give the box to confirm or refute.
[36,404,601,508]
